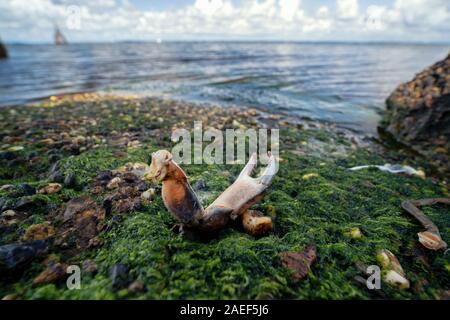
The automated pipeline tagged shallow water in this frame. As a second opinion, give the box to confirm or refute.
[0,42,448,133]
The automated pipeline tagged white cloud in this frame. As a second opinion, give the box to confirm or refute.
[0,0,449,42]
[336,0,359,19]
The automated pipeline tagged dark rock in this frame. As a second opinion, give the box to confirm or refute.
[0,241,48,274]
[13,196,35,211]
[56,196,105,251]
[0,41,7,59]
[194,179,207,191]
[16,183,36,197]
[63,173,77,188]
[102,198,113,216]
[381,51,450,174]
[48,171,64,183]
[122,172,138,183]
[110,263,130,289]
[97,171,112,182]
[136,181,149,192]
[0,151,16,160]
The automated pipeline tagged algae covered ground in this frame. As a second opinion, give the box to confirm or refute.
[0,94,449,300]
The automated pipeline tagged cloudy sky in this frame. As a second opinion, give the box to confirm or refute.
[1,0,449,43]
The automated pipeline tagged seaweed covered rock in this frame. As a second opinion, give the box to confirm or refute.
[381,52,450,173]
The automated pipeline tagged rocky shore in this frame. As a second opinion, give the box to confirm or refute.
[381,51,450,175]
[0,94,449,299]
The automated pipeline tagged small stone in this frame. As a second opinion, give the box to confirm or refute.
[21,223,56,242]
[107,177,122,190]
[1,210,16,218]
[0,184,14,192]
[110,263,130,289]
[194,179,207,191]
[38,183,62,194]
[128,280,145,293]
[63,173,77,187]
[82,259,98,274]
[97,171,112,182]
[141,188,155,201]
[302,173,319,180]
[7,146,24,152]
[279,245,317,281]
[33,263,68,286]
[2,294,17,300]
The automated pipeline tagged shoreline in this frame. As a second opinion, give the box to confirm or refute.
[0,93,448,300]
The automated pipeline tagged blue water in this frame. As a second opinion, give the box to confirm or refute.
[0,42,448,133]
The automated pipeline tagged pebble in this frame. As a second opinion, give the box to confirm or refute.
[107,177,122,190]
[38,183,62,194]
[141,188,155,201]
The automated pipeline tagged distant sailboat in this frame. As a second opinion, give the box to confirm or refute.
[0,37,7,59]
[54,25,68,45]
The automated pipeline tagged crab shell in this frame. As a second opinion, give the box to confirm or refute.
[417,231,448,250]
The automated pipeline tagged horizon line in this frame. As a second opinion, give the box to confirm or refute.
[4,39,450,46]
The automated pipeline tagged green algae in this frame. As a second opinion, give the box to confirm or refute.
[0,95,449,300]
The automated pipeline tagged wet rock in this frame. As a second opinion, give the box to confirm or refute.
[381,52,450,174]
[13,196,36,211]
[63,173,77,188]
[21,223,56,242]
[48,171,64,183]
[33,263,68,286]
[0,241,48,274]
[110,263,130,289]
[279,245,317,281]
[13,183,36,197]
[38,183,62,194]
[57,196,105,251]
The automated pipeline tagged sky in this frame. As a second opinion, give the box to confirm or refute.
[0,0,449,43]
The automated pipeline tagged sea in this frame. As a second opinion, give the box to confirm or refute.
[0,42,448,133]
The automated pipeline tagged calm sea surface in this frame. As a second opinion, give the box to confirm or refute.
[0,42,448,133]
